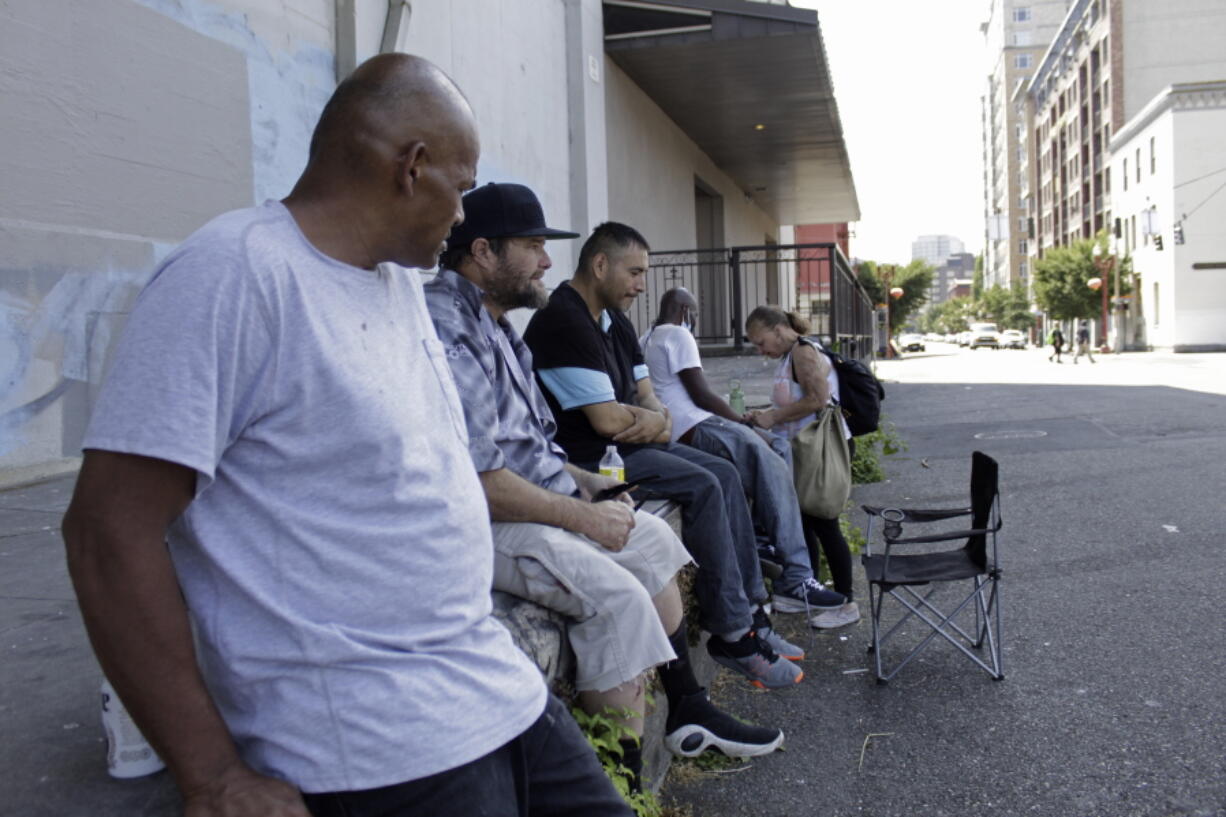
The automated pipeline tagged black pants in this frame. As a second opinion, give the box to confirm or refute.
[800,437,854,600]
[302,695,631,817]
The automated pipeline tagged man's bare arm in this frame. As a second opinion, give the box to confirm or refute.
[479,467,634,551]
[677,367,743,421]
[633,378,672,443]
[63,451,308,817]
[581,401,666,444]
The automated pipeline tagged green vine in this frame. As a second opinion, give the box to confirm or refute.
[570,705,662,817]
[851,418,907,485]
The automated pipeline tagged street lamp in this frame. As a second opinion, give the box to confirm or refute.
[879,265,904,358]
[1091,243,1117,353]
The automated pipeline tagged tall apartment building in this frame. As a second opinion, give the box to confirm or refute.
[980,0,1068,292]
[911,234,965,268]
[1025,0,1226,257]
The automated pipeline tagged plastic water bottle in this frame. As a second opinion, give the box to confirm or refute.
[599,445,625,483]
[100,678,165,778]
[728,379,746,415]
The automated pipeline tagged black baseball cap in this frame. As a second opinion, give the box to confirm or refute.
[447,182,580,249]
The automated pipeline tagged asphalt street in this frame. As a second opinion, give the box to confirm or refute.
[2,344,1223,816]
[663,344,1226,817]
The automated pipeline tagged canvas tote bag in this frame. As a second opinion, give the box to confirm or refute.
[790,406,851,519]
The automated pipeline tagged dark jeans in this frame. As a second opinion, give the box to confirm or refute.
[604,442,761,637]
[302,695,630,817]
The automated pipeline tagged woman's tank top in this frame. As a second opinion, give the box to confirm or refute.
[770,336,848,440]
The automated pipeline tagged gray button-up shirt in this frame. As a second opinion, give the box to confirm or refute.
[424,268,578,496]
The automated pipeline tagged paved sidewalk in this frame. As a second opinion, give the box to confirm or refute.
[0,477,180,816]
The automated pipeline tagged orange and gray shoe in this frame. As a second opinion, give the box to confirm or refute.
[706,629,804,689]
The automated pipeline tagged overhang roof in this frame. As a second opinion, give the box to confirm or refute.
[604,0,860,226]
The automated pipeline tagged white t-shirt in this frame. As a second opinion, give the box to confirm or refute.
[83,202,545,793]
[640,324,713,441]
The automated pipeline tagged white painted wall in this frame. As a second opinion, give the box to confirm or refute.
[1112,88,1226,351]
[0,0,333,480]
[0,0,802,478]
[397,0,577,295]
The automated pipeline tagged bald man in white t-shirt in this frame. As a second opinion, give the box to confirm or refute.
[640,288,847,616]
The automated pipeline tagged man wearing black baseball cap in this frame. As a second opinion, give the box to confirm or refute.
[426,183,785,792]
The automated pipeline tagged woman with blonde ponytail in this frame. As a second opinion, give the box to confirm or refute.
[744,306,861,630]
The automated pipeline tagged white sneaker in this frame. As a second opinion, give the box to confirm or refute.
[810,601,860,630]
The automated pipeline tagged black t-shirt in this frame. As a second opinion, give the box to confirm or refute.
[523,282,647,464]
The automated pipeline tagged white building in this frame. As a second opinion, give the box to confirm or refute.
[1109,80,1226,352]
[0,0,859,481]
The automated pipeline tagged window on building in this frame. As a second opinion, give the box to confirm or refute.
[1012,30,1034,46]
[1018,239,1029,254]
[1013,6,1032,22]
[1135,148,1141,183]
[1122,158,1128,191]
[1150,136,1156,174]
[1014,53,1033,70]
[1020,260,1029,276]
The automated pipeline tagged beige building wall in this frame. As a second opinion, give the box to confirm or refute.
[604,61,777,251]
[0,0,811,478]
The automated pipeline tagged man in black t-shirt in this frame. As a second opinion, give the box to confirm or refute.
[524,222,802,690]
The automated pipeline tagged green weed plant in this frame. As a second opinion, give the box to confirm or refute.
[570,705,662,817]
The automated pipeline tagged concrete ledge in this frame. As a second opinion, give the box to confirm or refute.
[1172,344,1226,353]
[490,498,714,793]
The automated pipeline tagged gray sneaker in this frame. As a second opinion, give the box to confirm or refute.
[753,607,804,660]
[810,601,861,630]
[706,631,804,690]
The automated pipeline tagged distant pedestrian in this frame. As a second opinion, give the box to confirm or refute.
[1048,326,1065,363]
[1073,322,1096,364]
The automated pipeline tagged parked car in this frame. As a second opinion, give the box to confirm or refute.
[1000,329,1026,349]
[899,333,926,352]
[968,322,1001,349]
[956,330,971,347]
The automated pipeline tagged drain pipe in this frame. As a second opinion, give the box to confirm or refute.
[335,0,412,81]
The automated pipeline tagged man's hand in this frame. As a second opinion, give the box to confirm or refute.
[183,763,310,817]
[612,405,667,444]
[571,498,635,552]
[570,469,632,506]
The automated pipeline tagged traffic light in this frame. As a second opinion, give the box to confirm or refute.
[1174,222,1185,245]
[1154,234,1164,251]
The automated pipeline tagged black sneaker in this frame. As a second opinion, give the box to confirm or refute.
[773,577,847,614]
[664,689,784,758]
[757,543,785,581]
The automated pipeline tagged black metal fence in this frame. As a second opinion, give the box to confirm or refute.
[627,243,875,361]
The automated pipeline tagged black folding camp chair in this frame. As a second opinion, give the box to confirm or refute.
[860,451,1003,684]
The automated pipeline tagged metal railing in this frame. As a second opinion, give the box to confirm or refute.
[626,243,876,362]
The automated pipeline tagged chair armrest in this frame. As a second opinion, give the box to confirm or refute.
[886,525,1000,546]
[862,505,974,523]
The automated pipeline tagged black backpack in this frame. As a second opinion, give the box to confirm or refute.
[822,347,885,437]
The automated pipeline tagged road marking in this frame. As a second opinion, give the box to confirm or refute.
[973,429,1048,440]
